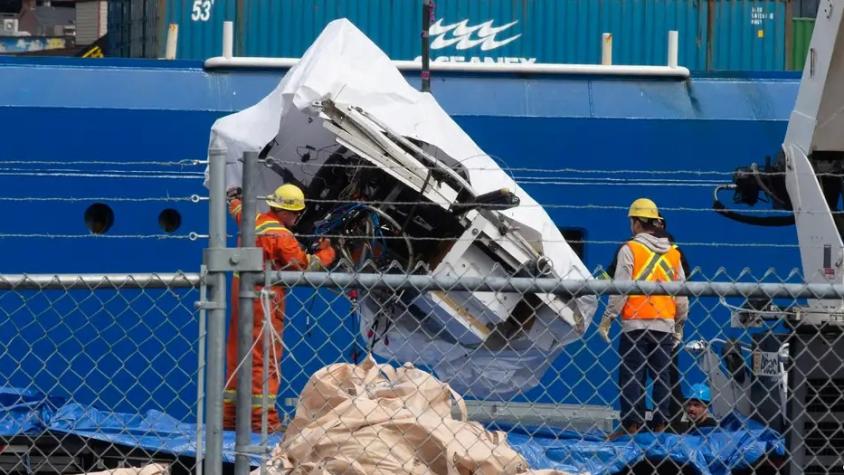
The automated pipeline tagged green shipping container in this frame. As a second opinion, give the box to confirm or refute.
[791,17,814,71]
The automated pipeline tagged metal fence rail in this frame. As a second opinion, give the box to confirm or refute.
[271,270,844,299]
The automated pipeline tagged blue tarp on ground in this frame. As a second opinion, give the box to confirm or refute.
[2,387,784,473]
[503,413,786,475]
[0,387,281,466]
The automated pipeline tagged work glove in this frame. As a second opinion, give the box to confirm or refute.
[673,323,684,349]
[314,238,337,267]
[597,316,613,344]
[226,187,242,204]
[317,238,332,251]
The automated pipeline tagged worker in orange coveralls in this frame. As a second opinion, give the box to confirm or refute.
[223,183,336,432]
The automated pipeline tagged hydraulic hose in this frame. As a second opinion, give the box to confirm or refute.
[712,185,795,227]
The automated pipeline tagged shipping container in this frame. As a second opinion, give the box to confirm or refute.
[791,17,814,70]
[792,0,819,18]
[108,0,162,58]
[710,0,786,70]
[110,0,788,71]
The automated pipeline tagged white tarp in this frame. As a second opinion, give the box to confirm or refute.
[206,19,597,396]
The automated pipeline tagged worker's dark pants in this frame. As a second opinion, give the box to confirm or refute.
[668,347,685,426]
[619,329,674,427]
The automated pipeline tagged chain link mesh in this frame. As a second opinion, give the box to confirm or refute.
[2,269,842,474]
[0,274,200,474]
[233,267,844,475]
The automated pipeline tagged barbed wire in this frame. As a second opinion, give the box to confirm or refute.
[0,195,206,203]
[513,177,726,185]
[0,231,806,249]
[4,157,841,178]
[0,171,202,179]
[0,233,199,239]
[298,198,800,214]
[282,233,804,248]
[258,157,844,177]
[0,159,205,167]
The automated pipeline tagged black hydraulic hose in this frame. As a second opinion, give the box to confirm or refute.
[712,186,795,227]
[750,162,788,207]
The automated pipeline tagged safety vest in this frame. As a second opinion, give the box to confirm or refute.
[255,212,287,235]
[254,212,324,271]
[621,240,682,320]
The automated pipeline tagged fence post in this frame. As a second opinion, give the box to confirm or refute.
[204,140,228,475]
[235,151,260,475]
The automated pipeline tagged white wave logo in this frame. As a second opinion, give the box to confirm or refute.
[430,19,521,52]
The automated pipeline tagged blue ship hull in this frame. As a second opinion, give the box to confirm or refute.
[0,56,801,420]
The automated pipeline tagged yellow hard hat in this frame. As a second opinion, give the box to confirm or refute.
[267,184,306,211]
[628,198,660,220]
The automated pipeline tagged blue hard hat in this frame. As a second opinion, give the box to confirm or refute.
[686,383,711,404]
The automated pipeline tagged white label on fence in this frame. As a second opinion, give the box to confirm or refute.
[752,350,781,377]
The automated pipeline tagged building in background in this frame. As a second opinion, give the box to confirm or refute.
[0,1,24,36]
[1,0,73,54]
[0,0,107,55]
[18,0,74,37]
[74,0,106,46]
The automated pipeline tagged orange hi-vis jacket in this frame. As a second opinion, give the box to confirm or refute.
[223,198,335,432]
[621,240,682,320]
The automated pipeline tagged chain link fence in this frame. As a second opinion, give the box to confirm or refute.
[2,267,843,474]
[237,269,840,475]
[2,148,843,475]
[197,148,844,475]
[0,273,201,474]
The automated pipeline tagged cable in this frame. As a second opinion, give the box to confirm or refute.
[750,162,789,207]
[313,204,415,269]
[290,232,804,248]
[718,297,795,317]
[255,158,747,176]
[510,180,719,187]
[302,197,814,214]
[712,186,795,227]
[512,175,726,184]
[359,205,415,268]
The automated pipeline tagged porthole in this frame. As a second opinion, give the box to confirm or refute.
[84,203,114,235]
[158,208,182,233]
